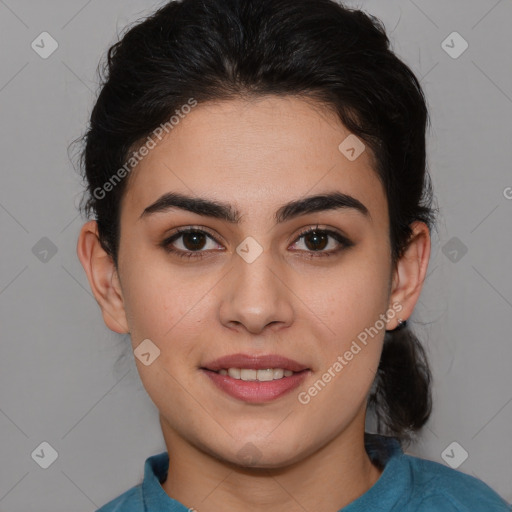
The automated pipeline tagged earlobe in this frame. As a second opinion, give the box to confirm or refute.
[76,220,130,334]
[388,221,431,329]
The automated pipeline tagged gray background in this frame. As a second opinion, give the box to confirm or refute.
[0,0,511,510]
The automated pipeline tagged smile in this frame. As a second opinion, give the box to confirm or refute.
[201,368,310,403]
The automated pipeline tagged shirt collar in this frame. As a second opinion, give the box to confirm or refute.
[141,450,188,511]
[342,433,412,510]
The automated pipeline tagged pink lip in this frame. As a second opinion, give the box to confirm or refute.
[201,368,310,403]
[201,353,309,372]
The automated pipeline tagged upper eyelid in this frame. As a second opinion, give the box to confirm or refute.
[169,226,223,244]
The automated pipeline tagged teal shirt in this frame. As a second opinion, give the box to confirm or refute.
[96,433,510,511]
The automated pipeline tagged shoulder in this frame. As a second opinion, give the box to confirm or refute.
[402,453,510,511]
[95,484,144,512]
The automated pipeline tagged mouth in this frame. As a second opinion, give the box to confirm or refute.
[200,353,311,403]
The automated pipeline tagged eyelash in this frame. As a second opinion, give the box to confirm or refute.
[160,225,354,260]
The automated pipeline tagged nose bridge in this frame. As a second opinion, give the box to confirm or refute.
[219,244,293,332]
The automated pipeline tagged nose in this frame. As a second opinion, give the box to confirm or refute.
[219,248,295,335]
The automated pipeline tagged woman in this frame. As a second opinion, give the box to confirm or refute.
[75,0,510,510]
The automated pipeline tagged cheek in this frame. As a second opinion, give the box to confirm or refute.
[307,245,390,384]
[120,248,206,343]
[121,258,208,397]
[321,251,391,330]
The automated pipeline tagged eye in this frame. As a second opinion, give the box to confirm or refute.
[289,226,354,258]
[161,225,354,260]
[161,227,223,259]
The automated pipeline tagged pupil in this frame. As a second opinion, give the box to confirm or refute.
[183,232,206,251]
[305,231,327,251]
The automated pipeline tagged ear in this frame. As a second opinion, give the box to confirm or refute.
[76,220,129,334]
[388,221,431,329]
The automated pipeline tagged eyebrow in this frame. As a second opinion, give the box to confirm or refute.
[139,191,371,224]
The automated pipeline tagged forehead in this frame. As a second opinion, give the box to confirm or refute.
[121,95,387,225]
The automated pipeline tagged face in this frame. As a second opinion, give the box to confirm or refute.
[83,95,415,468]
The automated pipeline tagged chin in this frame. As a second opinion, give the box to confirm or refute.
[221,439,305,469]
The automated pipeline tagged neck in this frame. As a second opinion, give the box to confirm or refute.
[160,410,383,512]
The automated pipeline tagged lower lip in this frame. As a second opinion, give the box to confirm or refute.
[201,369,310,403]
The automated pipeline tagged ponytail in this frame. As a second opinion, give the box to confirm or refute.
[368,324,433,447]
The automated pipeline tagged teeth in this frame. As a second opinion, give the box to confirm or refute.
[227,368,240,379]
[216,368,296,380]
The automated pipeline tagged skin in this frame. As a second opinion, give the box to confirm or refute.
[77,95,430,512]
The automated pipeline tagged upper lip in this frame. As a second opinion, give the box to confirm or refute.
[201,353,309,372]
